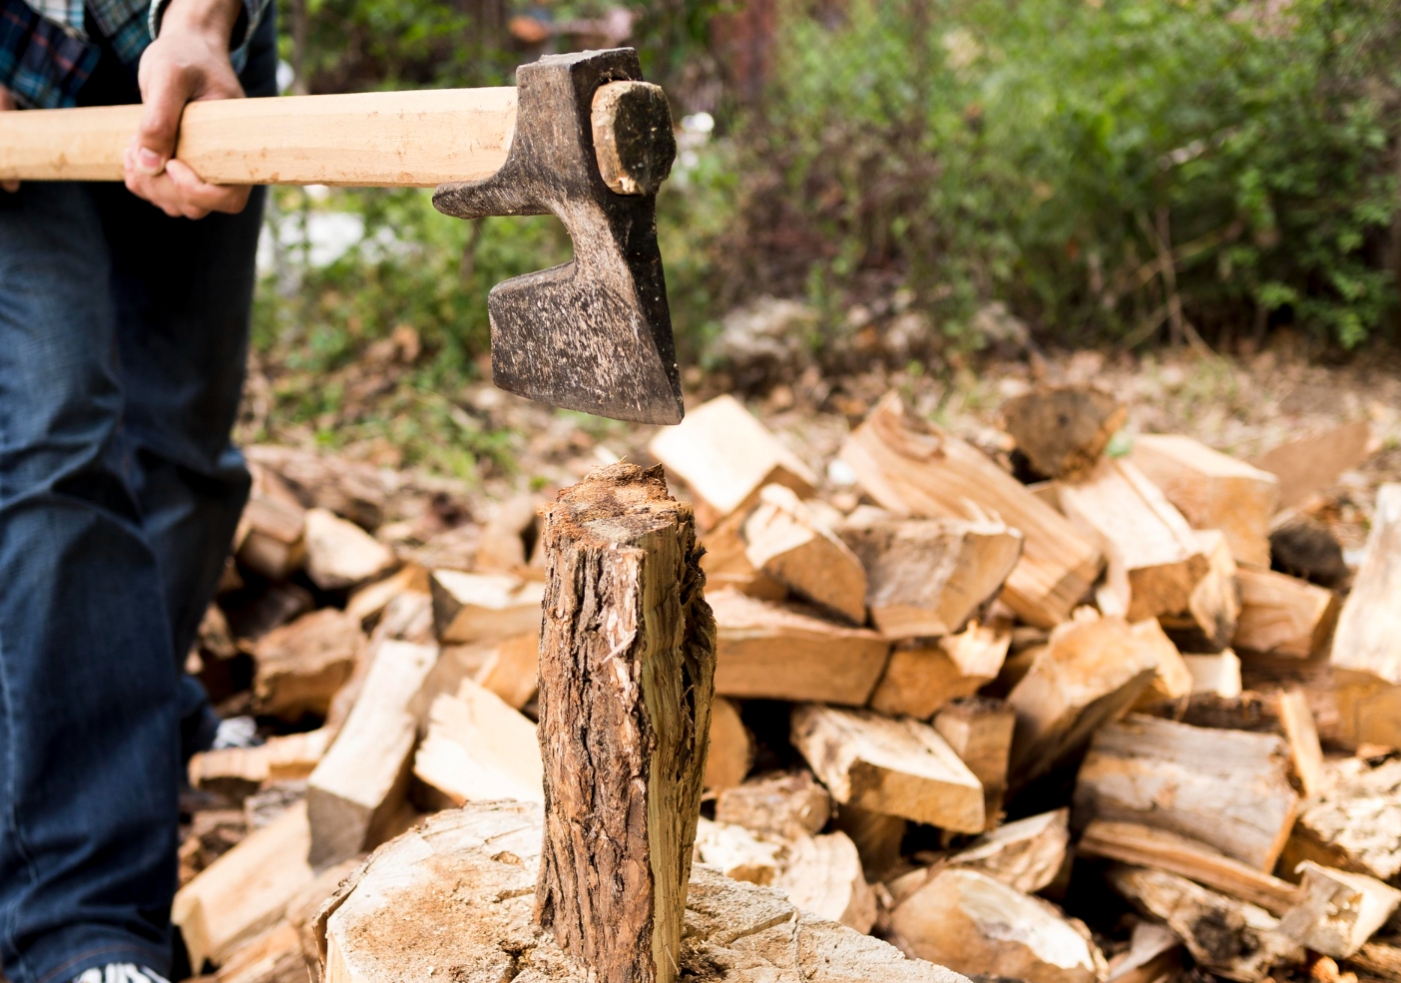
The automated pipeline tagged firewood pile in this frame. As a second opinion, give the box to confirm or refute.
[176,385,1401,983]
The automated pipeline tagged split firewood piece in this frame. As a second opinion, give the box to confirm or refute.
[1159,529,1241,653]
[1078,821,1302,915]
[1332,483,1401,684]
[1278,861,1401,957]
[1276,688,1324,797]
[315,802,963,983]
[1182,649,1243,697]
[1001,384,1127,481]
[870,623,1011,719]
[705,697,755,792]
[236,493,307,581]
[778,831,878,933]
[413,678,544,807]
[835,803,907,881]
[840,391,1102,628]
[743,484,868,623]
[472,630,540,709]
[1059,457,1210,622]
[474,492,542,572]
[1327,670,1401,752]
[889,868,1106,983]
[1128,434,1280,568]
[1108,866,1303,983]
[948,808,1070,893]
[1349,943,1401,983]
[306,639,439,866]
[302,507,397,591]
[1006,611,1164,785]
[837,511,1022,638]
[430,569,546,645]
[693,817,786,885]
[189,729,332,801]
[1284,758,1401,884]
[1132,618,1195,707]
[698,504,787,600]
[932,696,1016,826]
[791,704,984,832]
[251,609,364,721]
[1248,420,1372,512]
[246,444,395,531]
[716,770,831,840]
[1074,714,1300,871]
[1106,922,1182,983]
[648,393,818,522]
[211,920,302,983]
[344,563,430,629]
[710,589,891,705]
[1236,567,1339,658]
[285,855,366,982]
[173,800,315,972]
[533,464,716,983]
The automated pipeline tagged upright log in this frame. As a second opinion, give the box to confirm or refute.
[533,464,717,983]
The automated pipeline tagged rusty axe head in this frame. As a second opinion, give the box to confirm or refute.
[432,49,683,425]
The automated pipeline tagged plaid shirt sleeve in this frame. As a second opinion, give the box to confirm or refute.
[148,0,271,72]
[0,0,100,108]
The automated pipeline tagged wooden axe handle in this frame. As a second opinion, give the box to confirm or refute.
[0,87,518,186]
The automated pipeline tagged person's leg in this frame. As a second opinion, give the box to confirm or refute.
[0,182,180,983]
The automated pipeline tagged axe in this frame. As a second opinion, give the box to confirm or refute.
[0,48,684,425]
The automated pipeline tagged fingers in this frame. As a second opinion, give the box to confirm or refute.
[135,58,195,174]
[124,142,250,218]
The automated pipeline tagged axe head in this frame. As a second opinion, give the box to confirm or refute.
[433,49,684,425]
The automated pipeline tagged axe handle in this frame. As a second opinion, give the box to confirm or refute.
[0,87,518,186]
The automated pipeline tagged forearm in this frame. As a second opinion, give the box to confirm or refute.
[158,0,243,43]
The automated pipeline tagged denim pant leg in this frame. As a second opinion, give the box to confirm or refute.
[0,183,180,983]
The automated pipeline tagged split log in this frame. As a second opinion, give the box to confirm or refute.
[710,589,890,705]
[412,678,544,807]
[246,444,395,531]
[1133,618,1196,707]
[743,484,867,623]
[252,609,364,721]
[694,817,785,885]
[1001,384,1127,481]
[1236,567,1339,658]
[343,563,429,629]
[1106,922,1182,983]
[1328,670,1401,752]
[647,393,818,521]
[1058,458,1210,622]
[1128,434,1280,568]
[1276,688,1324,797]
[1278,861,1401,957]
[790,704,984,832]
[1159,529,1241,653]
[870,623,1011,720]
[777,831,878,933]
[472,630,540,709]
[430,569,546,645]
[948,807,1070,893]
[1182,649,1243,697]
[474,492,542,572]
[306,639,439,866]
[1283,758,1401,883]
[236,494,307,581]
[932,696,1016,826]
[1073,714,1300,871]
[838,511,1022,638]
[839,391,1102,628]
[716,770,831,840]
[834,803,907,881]
[302,507,397,591]
[697,504,787,600]
[189,729,331,800]
[889,868,1106,983]
[704,697,755,792]
[533,464,716,983]
[1248,420,1372,511]
[1332,483,1401,684]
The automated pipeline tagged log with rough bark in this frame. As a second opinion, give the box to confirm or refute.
[1236,567,1339,658]
[303,507,397,591]
[1128,434,1280,568]
[932,696,1016,826]
[837,510,1022,639]
[1283,758,1401,884]
[743,484,868,623]
[1332,483,1401,684]
[870,623,1011,720]
[1001,384,1127,481]
[1159,528,1241,653]
[412,678,544,807]
[704,697,755,792]
[430,569,546,645]
[532,464,716,983]
[1248,420,1372,511]
[252,609,364,721]
[716,770,831,840]
[840,391,1102,628]
[1277,861,1401,958]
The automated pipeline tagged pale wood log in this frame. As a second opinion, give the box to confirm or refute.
[1132,618,1196,708]
[302,509,397,591]
[1328,669,1401,751]
[710,589,890,705]
[743,484,868,623]
[693,817,786,886]
[1236,567,1339,658]
[472,630,540,709]
[474,492,542,573]
[790,704,984,832]
[533,464,715,983]
[777,831,878,933]
[932,696,1016,827]
[237,495,307,581]
[698,503,788,600]
[253,609,364,721]
[839,391,1102,627]
[1159,528,1241,653]
[1332,483,1401,685]
[1001,384,1127,481]
[889,868,1106,983]
[1059,457,1210,622]
[837,511,1022,639]
[1106,922,1182,983]
[1073,714,1300,871]
[343,564,429,630]
[1248,420,1373,511]
[189,729,332,799]
[1078,820,1302,915]
[213,921,304,983]
[648,394,817,521]
[1349,942,1401,983]
[1006,611,1164,785]
[1283,758,1401,884]
[1182,649,1243,697]
[315,802,965,983]
[948,807,1070,893]
[835,803,908,881]
[1276,688,1324,797]
[1107,866,1303,983]
[704,697,755,792]
[716,770,831,840]
[870,623,1011,720]
[1129,434,1280,568]
[429,569,545,645]
[412,679,544,806]
[1278,861,1401,957]
[306,640,439,866]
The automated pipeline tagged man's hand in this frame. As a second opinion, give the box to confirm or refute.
[1,88,17,192]
[125,0,250,218]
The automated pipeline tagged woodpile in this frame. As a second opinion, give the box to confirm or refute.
[174,388,1401,983]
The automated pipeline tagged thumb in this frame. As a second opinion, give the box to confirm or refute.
[135,64,193,174]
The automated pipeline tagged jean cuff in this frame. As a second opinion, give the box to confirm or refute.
[16,926,168,983]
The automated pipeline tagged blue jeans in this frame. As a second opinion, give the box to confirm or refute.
[0,16,275,983]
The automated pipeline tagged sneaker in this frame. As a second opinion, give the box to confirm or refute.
[211,715,263,750]
[71,965,171,983]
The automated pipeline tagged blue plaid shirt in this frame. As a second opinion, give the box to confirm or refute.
[1,0,269,108]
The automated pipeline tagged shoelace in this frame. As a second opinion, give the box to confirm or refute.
[72,964,171,983]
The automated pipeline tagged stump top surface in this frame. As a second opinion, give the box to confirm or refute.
[544,463,693,548]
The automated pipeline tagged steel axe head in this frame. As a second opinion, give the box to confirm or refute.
[433,49,684,425]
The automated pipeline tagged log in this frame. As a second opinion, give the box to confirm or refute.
[315,802,965,983]
[715,770,831,840]
[1132,618,1195,707]
[1106,922,1182,983]
[932,696,1016,826]
[306,639,440,866]
[870,623,1011,720]
[1332,483,1401,684]
[1159,528,1240,653]
[697,505,787,600]
[1236,567,1339,658]
[236,494,307,581]
[412,679,544,807]
[947,807,1070,893]
[1248,420,1372,511]
[777,831,878,933]
[430,570,546,645]
[1283,758,1401,883]
[1001,384,1127,481]
[1182,649,1243,698]
[647,393,818,521]
[704,697,755,792]
[472,630,540,709]
[533,464,716,983]
[839,391,1102,628]
[1276,687,1324,797]
[790,704,985,832]
[1058,457,1210,622]
[246,444,394,531]
[834,803,907,881]
[837,511,1022,639]
[710,589,891,705]
[252,609,364,721]
[343,563,429,629]
[302,508,397,591]
[212,920,303,983]
[743,484,868,623]
[694,817,786,885]
[189,729,332,800]
[1278,861,1401,957]
[1073,714,1300,871]
[1128,434,1280,568]
[1350,943,1401,983]
[889,868,1106,983]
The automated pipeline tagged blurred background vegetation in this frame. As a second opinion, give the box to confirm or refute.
[253,0,1401,474]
